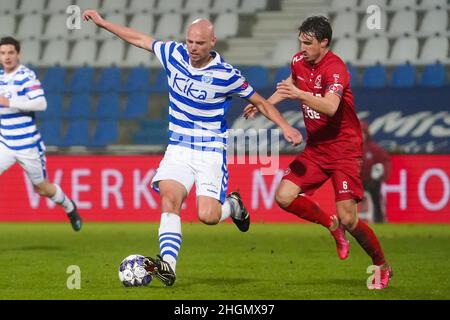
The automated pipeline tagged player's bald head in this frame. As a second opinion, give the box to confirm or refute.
[187,18,215,39]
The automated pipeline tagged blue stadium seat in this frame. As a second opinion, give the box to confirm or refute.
[62,120,90,146]
[347,63,359,88]
[120,93,149,119]
[95,67,121,93]
[39,93,63,120]
[391,63,416,87]
[39,120,62,146]
[149,68,169,93]
[420,63,446,87]
[93,93,120,119]
[133,119,167,144]
[41,66,66,93]
[274,66,291,84]
[240,66,270,89]
[68,67,94,93]
[91,120,118,146]
[362,65,387,88]
[65,94,92,119]
[123,67,151,93]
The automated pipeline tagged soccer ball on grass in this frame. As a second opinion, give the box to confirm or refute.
[118,254,152,287]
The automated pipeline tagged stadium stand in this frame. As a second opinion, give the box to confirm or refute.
[42,66,67,93]
[18,0,46,14]
[68,66,95,93]
[154,13,183,39]
[17,13,44,40]
[95,67,121,93]
[45,0,73,14]
[65,93,92,119]
[62,119,91,146]
[184,0,211,13]
[41,40,69,67]
[121,93,150,119]
[93,93,120,119]
[420,62,447,86]
[362,64,388,88]
[122,67,151,93]
[41,93,64,120]
[332,37,359,64]
[155,0,183,13]
[91,120,119,146]
[214,13,239,39]
[0,0,19,14]
[239,0,268,14]
[39,119,63,146]
[390,63,417,87]
[2,0,448,147]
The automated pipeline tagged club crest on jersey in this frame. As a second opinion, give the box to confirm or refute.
[314,75,322,89]
[201,72,213,85]
[333,73,340,83]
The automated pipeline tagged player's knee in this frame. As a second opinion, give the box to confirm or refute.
[160,194,182,213]
[198,210,220,225]
[275,190,295,208]
[33,185,50,197]
[339,213,358,230]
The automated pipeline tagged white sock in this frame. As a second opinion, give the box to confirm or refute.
[51,184,74,213]
[220,197,242,221]
[220,199,232,222]
[159,212,182,273]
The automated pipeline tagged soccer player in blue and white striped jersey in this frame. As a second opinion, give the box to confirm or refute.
[0,37,82,231]
[84,10,302,286]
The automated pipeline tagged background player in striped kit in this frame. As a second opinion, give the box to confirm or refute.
[0,37,82,232]
[83,10,302,286]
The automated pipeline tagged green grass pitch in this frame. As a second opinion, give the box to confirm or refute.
[0,222,449,300]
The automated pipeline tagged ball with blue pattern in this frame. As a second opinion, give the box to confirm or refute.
[118,254,152,287]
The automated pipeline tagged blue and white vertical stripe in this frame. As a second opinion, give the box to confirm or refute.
[152,41,255,154]
[159,232,182,262]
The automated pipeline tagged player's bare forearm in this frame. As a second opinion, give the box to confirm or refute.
[83,9,154,51]
[103,20,154,51]
[248,93,290,130]
[277,79,340,117]
[243,90,285,119]
[298,92,340,117]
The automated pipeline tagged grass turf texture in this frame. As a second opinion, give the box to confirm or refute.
[0,223,449,300]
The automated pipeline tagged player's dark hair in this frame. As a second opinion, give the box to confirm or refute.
[298,16,332,47]
[0,36,21,53]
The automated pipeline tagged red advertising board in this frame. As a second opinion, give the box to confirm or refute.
[0,155,448,223]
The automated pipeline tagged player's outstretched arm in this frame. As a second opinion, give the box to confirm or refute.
[247,92,303,146]
[243,75,290,119]
[82,9,155,52]
[0,96,47,112]
[277,78,340,117]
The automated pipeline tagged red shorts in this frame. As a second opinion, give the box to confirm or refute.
[282,152,364,202]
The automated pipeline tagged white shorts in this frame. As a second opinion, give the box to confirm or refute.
[0,141,47,185]
[151,145,228,203]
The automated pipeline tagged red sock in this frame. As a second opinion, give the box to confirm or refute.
[348,219,386,266]
[284,195,333,229]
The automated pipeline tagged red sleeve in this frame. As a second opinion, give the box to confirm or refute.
[324,60,349,99]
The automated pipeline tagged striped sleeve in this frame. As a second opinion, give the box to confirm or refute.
[152,40,177,72]
[226,70,255,99]
[20,70,45,100]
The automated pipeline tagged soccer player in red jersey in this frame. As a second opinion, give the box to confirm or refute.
[244,16,392,289]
